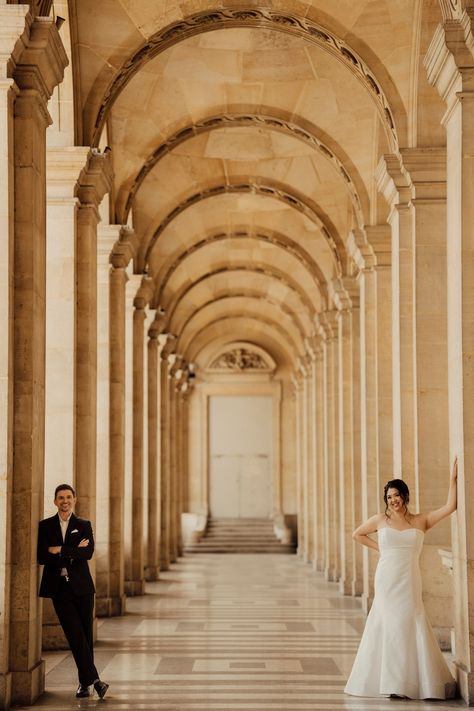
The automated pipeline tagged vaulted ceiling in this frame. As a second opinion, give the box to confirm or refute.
[71,0,445,371]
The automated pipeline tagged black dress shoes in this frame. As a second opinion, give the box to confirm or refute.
[94,680,109,699]
[76,684,90,698]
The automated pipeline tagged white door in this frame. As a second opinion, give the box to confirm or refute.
[209,395,273,518]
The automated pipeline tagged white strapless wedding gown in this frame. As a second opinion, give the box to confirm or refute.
[345,527,455,699]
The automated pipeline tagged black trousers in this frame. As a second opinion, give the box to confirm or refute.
[52,579,98,686]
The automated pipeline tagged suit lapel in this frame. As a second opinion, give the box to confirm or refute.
[64,512,78,544]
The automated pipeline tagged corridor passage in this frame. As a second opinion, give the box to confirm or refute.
[21,555,462,710]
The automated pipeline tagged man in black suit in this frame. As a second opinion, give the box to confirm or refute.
[37,484,109,699]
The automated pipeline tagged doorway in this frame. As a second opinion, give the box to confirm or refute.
[209,395,273,518]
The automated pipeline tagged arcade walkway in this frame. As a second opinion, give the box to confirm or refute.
[19,555,462,710]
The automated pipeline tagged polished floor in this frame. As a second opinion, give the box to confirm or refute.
[20,554,464,710]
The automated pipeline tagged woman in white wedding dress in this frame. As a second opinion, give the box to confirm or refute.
[345,458,458,700]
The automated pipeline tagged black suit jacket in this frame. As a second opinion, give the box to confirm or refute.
[37,513,95,597]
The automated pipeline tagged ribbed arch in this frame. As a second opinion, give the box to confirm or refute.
[177,298,306,355]
[143,179,345,273]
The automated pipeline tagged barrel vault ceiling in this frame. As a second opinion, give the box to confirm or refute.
[70,0,445,371]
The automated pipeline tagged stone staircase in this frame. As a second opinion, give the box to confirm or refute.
[184,517,296,554]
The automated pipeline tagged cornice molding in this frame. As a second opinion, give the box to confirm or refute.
[75,148,113,207]
[109,225,138,269]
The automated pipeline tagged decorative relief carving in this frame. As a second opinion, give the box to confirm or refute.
[122,113,361,222]
[210,348,269,371]
[438,0,463,20]
[91,7,397,149]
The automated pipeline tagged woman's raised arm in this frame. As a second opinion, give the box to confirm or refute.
[423,456,458,531]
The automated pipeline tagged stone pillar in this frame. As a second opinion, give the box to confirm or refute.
[0,7,31,708]
[377,157,416,489]
[74,150,112,524]
[127,277,154,595]
[158,334,176,571]
[349,281,362,597]
[124,274,142,587]
[107,230,136,613]
[291,372,304,557]
[305,339,319,570]
[297,356,311,563]
[348,231,378,611]
[145,316,165,581]
[425,14,474,700]
[332,278,358,596]
[319,310,339,582]
[313,339,325,572]
[7,13,68,706]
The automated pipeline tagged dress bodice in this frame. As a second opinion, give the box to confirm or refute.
[377,526,424,559]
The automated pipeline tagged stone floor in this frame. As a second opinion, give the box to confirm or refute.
[19,554,464,710]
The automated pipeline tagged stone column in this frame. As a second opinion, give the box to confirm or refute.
[348,231,379,611]
[74,150,112,525]
[291,372,304,557]
[7,13,68,706]
[124,274,142,587]
[145,316,165,581]
[297,356,311,563]
[158,334,177,570]
[126,277,154,595]
[305,339,319,570]
[377,157,416,489]
[425,14,474,700]
[332,278,358,596]
[318,310,339,582]
[0,7,34,707]
[313,339,325,572]
[108,230,136,613]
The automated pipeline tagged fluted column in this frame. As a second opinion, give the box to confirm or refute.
[8,13,67,707]
[425,14,474,700]
[319,310,339,582]
[74,150,112,525]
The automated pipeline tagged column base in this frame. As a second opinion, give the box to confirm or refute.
[454,664,474,705]
[339,578,352,596]
[351,578,363,597]
[0,671,12,711]
[324,566,338,582]
[41,621,68,651]
[125,579,144,596]
[96,594,127,617]
[11,659,45,707]
[145,566,160,582]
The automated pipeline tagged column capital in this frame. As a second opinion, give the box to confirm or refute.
[347,228,376,272]
[11,16,68,104]
[366,225,392,267]
[46,146,91,202]
[133,275,154,310]
[109,226,138,269]
[424,12,474,110]
[316,309,338,340]
[76,148,113,208]
[329,276,359,310]
[304,333,323,360]
[376,153,413,207]
[399,148,446,201]
[158,333,177,360]
[148,312,168,340]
